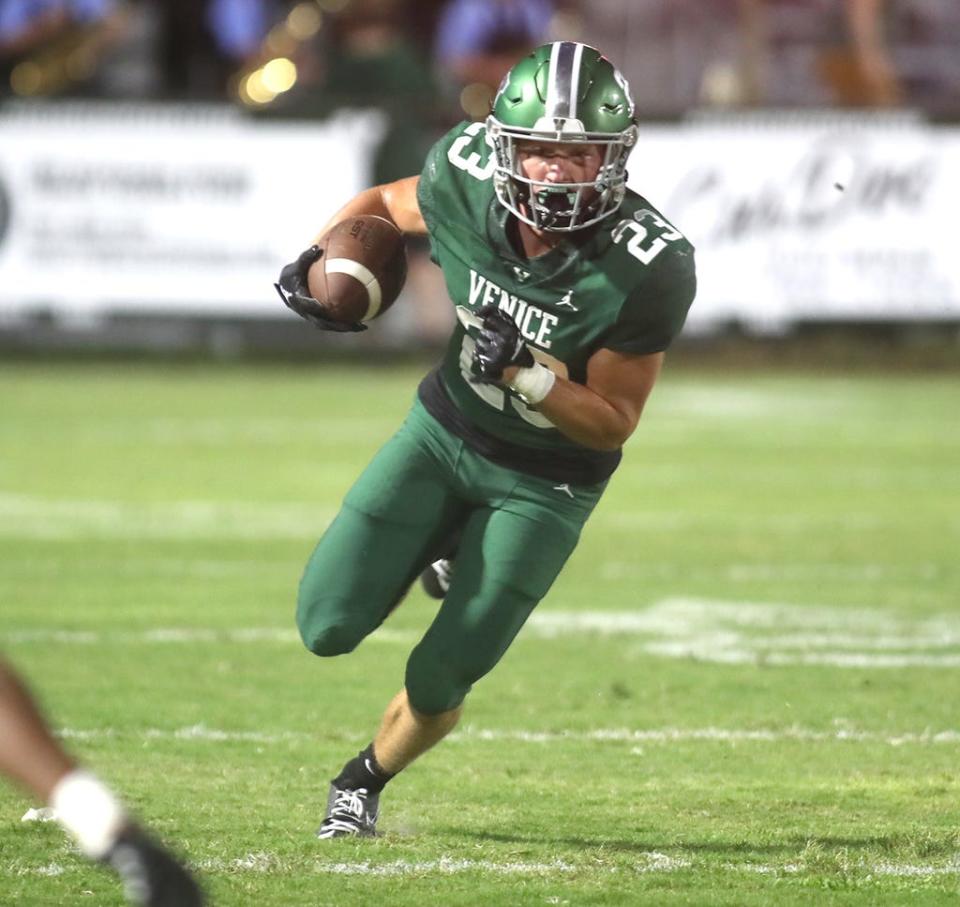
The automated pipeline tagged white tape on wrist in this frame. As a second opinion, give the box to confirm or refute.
[507,363,556,405]
[50,769,126,859]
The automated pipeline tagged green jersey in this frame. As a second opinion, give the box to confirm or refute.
[416,121,696,482]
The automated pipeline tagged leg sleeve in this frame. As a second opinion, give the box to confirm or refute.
[297,421,467,658]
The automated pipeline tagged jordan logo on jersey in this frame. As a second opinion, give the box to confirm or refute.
[556,290,578,311]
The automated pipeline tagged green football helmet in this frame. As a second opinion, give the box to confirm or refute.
[486,42,638,232]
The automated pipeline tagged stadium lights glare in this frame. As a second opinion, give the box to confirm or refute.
[240,71,276,105]
[66,47,97,81]
[460,82,494,120]
[288,3,324,40]
[265,24,298,57]
[261,58,297,94]
[239,58,298,106]
[10,61,44,96]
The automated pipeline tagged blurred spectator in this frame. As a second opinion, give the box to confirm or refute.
[0,0,127,96]
[266,0,441,182]
[576,0,958,114]
[868,0,960,114]
[0,0,116,57]
[2,0,956,113]
[576,0,732,115]
[155,0,278,99]
[834,0,903,105]
[434,0,555,118]
[755,0,903,107]
[738,0,957,111]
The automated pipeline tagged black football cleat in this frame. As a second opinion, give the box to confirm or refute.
[103,825,204,906]
[316,784,379,839]
[419,558,453,600]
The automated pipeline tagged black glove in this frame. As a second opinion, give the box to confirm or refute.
[103,825,205,907]
[471,303,534,382]
[273,245,367,333]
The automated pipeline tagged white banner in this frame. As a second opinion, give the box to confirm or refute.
[632,114,960,328]
[0,106,957,327]
[0,104,385,317]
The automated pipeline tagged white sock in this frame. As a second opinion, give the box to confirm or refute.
[50,769,127,859]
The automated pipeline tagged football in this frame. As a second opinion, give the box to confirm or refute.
[307,215,407,325]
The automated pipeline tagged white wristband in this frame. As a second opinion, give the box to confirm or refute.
[50,769,126,859]
[507,363,556,405]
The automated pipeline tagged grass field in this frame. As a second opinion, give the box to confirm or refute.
[0,360,958,906]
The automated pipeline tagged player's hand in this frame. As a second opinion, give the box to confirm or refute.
[274,245,367,333]
[103,825,204,907]
[471,304,534,382]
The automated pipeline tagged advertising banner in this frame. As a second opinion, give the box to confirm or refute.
[633,114,960,328]
[0,104,385,317]
[1,106,957,328]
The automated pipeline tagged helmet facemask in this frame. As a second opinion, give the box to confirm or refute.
[487,119,638,232]
[486,42,638,233]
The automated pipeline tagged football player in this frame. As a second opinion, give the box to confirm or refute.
[277,42,696,838]
[0,658,204,905]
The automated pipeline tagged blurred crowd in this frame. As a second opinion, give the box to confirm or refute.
[1,0,958,126]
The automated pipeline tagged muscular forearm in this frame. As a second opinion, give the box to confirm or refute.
[313,177,426,240]
[313,187,393,240]
[533,376,638,451]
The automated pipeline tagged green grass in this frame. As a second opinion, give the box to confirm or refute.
[0,361,958,905]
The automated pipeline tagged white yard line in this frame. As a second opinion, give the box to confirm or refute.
[0,493,334,539]
[452,726,960,746]
[642,643,960,668]
[3,627,415,645]
[599,512,890,531]
[50,723,960,747]
[7,597,960,669]
[9,853,960,879]
[599,562,944,582]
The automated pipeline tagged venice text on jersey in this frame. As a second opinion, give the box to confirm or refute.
[468,269,560,349]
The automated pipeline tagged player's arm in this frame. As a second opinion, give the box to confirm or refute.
[532,348,663,451]
[276,176,425,332]
[314,176,427,240]
[472,305,663,451]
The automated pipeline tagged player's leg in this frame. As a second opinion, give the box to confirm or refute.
[306,407,471,838]
[369,470,605,774]
[0,658,204,906]
[296,415,468,658]
[405,482,598,716]
[372,687,462,773]
[315,414,604,838]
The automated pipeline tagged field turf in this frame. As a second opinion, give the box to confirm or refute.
[0,360,958,905]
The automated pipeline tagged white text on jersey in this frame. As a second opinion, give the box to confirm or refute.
[468,270,559,349]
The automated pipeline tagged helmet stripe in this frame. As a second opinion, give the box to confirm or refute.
[545,41,579,121]
[569,42,583,120]
[545,43,561,116]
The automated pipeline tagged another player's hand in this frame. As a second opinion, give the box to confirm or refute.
[103,825,204,907]
[274,245,367,333]
[471,304,534,382]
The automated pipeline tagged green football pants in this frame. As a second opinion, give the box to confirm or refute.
[296,398,606,714]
